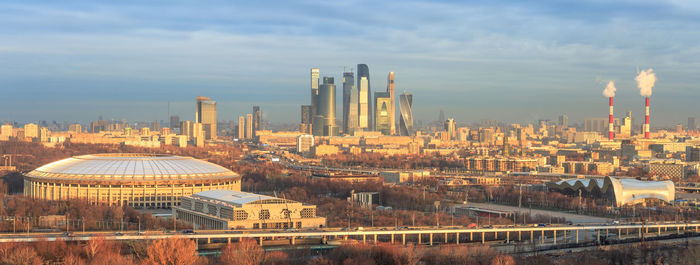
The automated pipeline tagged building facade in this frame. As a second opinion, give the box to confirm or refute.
[374,92,391,135]
[24,154,241,208]
[174,190,326,230]
[399,92,414,136]
[196,96,217,140]
[357,64,371,131]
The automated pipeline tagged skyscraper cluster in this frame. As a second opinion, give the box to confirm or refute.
[237,106,263,140]
[305,65,410,137]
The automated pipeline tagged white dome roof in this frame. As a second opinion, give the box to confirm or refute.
[25,154,239,182]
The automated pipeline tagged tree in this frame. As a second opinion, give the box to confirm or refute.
[219,239,264,265]
[1,246,43,265]
[490,255,515,265]
[141,238,199,265]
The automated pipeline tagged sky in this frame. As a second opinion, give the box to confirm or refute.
[1,0,699,127]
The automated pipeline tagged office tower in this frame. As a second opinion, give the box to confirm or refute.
[180,120,193,140]
[374,92,391,135]
[444,118,456,140]
[310,68,320,117]
[196,96,217,140]
[357,64,371,130]
[170,115,179,130]
[342,71,358,134]
[245,114,253,139]
[24,123,38,139]
[386,72,396,135]
[688,117,697,131]
[558,115,568,129]
[253,106,262,136]
[312,77,338,136]
[237,116,245,139]
[300,105,312,133]
[399,92,414,136]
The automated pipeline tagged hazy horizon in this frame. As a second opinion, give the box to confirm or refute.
[2,1,699,127]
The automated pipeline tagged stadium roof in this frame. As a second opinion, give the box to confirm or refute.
[191,190,293,207]
[25,154,239,182]
[549,176,675,206]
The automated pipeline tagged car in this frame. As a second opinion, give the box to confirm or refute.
[537,224,546,227]
[182,229,196,234]
[114,232,124,236]
[137,231,145,235]
[62,232,74,237]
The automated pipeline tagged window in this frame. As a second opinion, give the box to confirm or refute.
[259,210,270,220]
[300,208,315,218]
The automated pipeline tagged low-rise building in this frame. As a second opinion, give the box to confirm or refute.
[174,190,326,230]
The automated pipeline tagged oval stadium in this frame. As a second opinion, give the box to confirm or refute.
[23,153,241,208]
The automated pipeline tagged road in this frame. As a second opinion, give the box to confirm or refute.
[467,202,612,224]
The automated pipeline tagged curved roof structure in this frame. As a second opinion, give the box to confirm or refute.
[25,153,239,182]
[191,190,295,207]
[548,176,674,206]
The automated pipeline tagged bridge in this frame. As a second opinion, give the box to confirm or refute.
[1,223,698,249]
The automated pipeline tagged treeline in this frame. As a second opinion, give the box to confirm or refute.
[1,238,697,265]
[0,196,190,232]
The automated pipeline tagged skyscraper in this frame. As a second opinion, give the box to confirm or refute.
[253,106,262,136]
[342,71,358,134]
[245,114,253,139]
[399,92,414,136]
[237,116,245,139]
[438,108,445,124]
[310,68,320,117]
[196,96,217,140]
[300,105,312,133]
[312,77,338,136]
[444,118,456,140]
[374,92,391,135]
[169,115,179,130]
[688,117,697,131]
[558,115,568,129]
[357,64,371,131]
[180,120,193,140]
[387,72,396,135]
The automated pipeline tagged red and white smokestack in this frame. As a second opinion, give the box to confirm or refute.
[645,97,650,139]
[609,97,614,140]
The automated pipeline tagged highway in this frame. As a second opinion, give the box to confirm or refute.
[1,223,698,248]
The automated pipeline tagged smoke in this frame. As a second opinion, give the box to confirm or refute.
[602,81,616,98]
[635,68,656,97]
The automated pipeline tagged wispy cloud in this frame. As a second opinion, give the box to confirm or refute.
[1,0,699,125]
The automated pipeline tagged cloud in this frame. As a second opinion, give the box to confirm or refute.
[0,1,699,125]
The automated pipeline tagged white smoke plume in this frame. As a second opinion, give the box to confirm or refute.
[635,68,656,97]
[602,80,616,98]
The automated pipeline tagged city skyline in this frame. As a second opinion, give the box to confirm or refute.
[2,1,700,126]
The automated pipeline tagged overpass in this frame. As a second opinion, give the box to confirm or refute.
[1,223,698,248]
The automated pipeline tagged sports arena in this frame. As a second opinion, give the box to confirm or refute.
[23,153,241,208]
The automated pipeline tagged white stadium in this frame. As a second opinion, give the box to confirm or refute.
[23,153,242,208]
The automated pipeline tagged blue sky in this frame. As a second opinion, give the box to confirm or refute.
[1,0,699,127]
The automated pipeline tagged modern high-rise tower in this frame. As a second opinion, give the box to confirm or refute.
[399,92,414,136]
[374,92,391,135]
[342,72,358,134]
[245,113,253,139]
[237,116,245,139]
[357,64,371,131]
[310,68,320,117]
[253,106,262,136]
[196,96,217,140]
[300,105,312,133]
[312,77,338,136]
[386,72,396,135]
